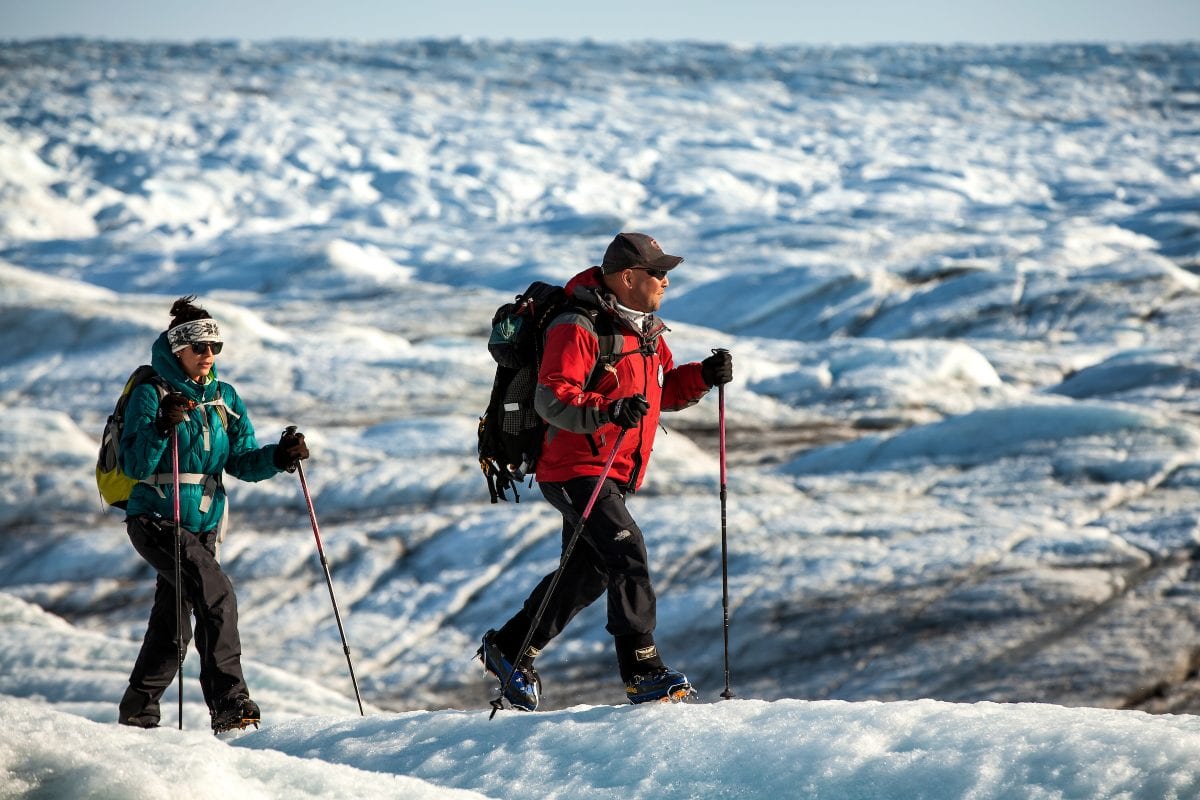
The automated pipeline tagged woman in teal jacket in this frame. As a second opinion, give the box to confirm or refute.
[118,296,308,733]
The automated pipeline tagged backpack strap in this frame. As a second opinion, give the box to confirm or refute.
[568,307,641,458]
[146,375,171,401]
[140,472,224,513]
[204,382,237,428]
[150,377,235,428]
[139,379,232,509]
[185,384,236,452]
[554,305,634,390]
[198,387,236,432]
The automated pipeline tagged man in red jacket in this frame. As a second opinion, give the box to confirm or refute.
[479,232,733,708]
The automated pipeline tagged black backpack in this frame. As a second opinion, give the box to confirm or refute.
[477,280,621,503]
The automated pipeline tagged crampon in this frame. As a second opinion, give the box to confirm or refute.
[625,668,696,704]
[211,695,260,735]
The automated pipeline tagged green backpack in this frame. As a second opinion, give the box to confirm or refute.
[95,365,170,509]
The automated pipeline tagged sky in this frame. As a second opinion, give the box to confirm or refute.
[2,0,1198,45]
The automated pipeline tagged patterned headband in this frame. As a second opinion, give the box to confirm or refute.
[167,319,222,353]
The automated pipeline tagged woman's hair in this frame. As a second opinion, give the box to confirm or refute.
[168,295,212,330]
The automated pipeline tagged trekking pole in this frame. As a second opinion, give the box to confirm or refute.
[172,428,185,729]
[714,348,735,700]
[490,428,629,720]
[287,427,365,716]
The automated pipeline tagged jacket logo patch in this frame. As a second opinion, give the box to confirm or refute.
[658,364,664,387]
[614,529,632,541]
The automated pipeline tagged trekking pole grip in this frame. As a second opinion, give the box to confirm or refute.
[711,348,728,486]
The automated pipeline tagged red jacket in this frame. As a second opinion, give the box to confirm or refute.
[533,267,710,491]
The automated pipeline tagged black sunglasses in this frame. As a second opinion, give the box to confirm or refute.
[188,342,223,355]
[632,267,669,280]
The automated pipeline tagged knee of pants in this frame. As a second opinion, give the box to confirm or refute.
[209,573,238,609]
[184,552,238,612]
[591,527,650,575]
[147,596,193,642]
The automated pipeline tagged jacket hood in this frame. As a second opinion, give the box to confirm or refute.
[564,266,666,341]
[150,332,220,401]
[564,266,609,309]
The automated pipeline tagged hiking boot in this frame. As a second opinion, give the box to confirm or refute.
[118,687,160,729]
[478,629,540,711]
[211,693,261,734]
[118,715,160,729]
[625,667,695,704]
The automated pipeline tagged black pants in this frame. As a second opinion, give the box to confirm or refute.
[495,477,666,681]
[119,515,247,725]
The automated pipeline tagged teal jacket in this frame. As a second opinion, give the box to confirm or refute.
[120,333,283,532]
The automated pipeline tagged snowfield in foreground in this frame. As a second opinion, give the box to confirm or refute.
[4,593,1200,800]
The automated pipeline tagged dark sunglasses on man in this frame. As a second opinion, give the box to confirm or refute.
[631,267,669,280]
[189,342,223,355]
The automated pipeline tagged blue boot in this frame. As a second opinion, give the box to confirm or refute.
[625,667,694,704]
[478,630,540,711]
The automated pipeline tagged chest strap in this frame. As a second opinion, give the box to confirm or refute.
[190,395,238,452]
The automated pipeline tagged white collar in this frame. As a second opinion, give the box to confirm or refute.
[615,301,650,331]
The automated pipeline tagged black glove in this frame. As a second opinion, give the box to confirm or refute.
[155,392,193,436]
[701,350,733,387]
[608,394,649,429]
[274,429,309,472]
